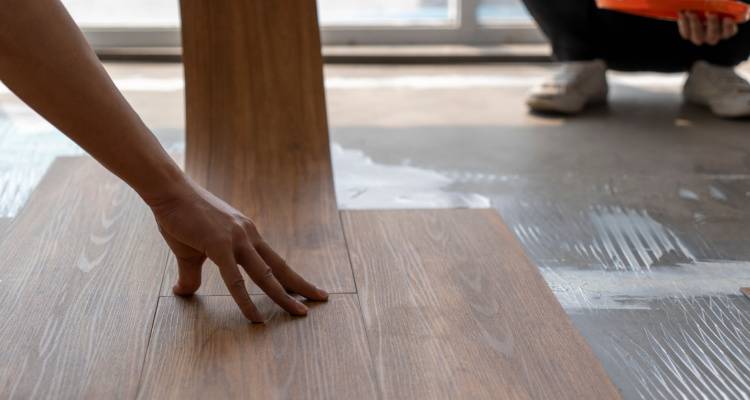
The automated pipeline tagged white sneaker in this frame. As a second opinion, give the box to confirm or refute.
[684,61,750,118]
[526,60,608,114]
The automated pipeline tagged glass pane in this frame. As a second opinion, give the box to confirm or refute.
[61,0,179,28]
[477,0,531,24]
[318,0,455,26]
[60,0,456,28]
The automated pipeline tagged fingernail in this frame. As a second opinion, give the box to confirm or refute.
[316,288,329,300]
[294,300,309,315]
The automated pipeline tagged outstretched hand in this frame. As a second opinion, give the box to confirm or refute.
[678,11,738,46]
[0,0,328,323]
[149,178,328,323]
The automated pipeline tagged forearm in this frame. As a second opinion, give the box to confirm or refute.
[0,0,186,204]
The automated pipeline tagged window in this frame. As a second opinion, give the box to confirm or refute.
[61,0,542,48]
[477,0,531,24]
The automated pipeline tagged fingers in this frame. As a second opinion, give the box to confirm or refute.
[158,226,206,296]
[705,13,721,45]
[213,250,264,323]
[722,17,738,40]
[236,245,309,316]
[678,11,691,40]
[687,11,705,45]
[173,254,205,296]
[681,12,738,46]
[255,241,329,301]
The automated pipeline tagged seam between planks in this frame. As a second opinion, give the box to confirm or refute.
[156,292,359,298]
[339,210,385,400]
[134,250,172,399]
[338,211,360,296]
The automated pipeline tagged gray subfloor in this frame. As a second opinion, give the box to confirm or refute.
[1,62,749,399]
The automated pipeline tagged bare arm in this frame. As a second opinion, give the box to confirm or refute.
[0,0,327,322]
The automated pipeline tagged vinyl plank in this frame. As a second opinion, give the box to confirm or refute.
[174,0,353,295]
[341,209,621,400]
[137,295,379,399]
[0,157,170,399]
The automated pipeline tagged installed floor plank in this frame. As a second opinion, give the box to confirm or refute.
[342,209,621,400]
[0,157,170,399]
[138,295,378,399]
[172,0,354,296]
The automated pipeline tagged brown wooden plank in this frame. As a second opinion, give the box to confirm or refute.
[175,0,353,295]
[341,209,622,400]
[0,157,170,398]
[137,295,379,399]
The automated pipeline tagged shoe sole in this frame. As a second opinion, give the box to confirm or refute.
[684,92,750,118]
[527,95,607,115]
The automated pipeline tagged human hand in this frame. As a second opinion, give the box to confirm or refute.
[149,177,328,323]
[678,11,738,46]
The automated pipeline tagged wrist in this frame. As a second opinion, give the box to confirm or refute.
[137,161,193,209]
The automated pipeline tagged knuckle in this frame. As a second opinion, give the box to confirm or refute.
[241,218,256,229]
[257,266,274,282]
[229,278,247,292]
[243,220,261,238]
[231,223,247,239]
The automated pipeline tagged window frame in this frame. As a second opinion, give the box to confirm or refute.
[80,0,544,50]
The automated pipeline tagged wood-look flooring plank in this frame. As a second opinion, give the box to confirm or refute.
[173,0,353,295]
[341,209,622,400]
[0,157,170,399]
[137,295,379,399]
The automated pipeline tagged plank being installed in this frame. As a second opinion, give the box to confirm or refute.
[341,209,621,400]
[0,157,170,398]
[173,0,353,295]
[137,295,379,399]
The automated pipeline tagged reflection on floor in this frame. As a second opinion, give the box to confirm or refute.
[1,62,750,399]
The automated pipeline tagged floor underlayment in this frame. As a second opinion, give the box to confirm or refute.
[2,62,750,399]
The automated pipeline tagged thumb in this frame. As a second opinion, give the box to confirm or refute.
[159,226,206,296]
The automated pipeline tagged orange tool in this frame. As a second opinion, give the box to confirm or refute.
[596,0,750,22]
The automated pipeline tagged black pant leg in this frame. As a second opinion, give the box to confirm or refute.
[522,0,750,72]
[598,9,750,71]
[595,10,700,71]
[520,0,601,60]
[700,16,750,67]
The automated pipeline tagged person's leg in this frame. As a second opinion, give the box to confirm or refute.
[699,20,750,67]
[521,0,611,114]
[594,6,750,71]
[594,10,700,72]
[520,0,600,61]
[595,7,750,117]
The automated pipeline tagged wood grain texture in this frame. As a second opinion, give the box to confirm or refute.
[0,157,170,399]
[176,0,353,295]
[341,209,622,400]
[138,295,379,399]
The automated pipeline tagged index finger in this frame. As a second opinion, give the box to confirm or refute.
[237,244,309,317]
[212,250,264,323]
[255,241,328,301]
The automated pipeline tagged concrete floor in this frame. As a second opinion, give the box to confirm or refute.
[2,62,750,399]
